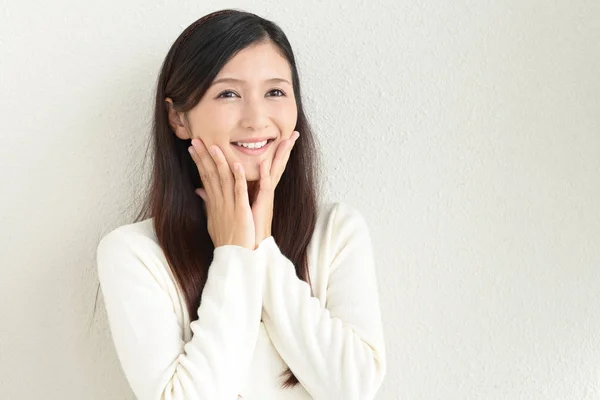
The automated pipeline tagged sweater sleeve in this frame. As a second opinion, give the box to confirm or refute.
[96,228,266,400]
[258,203,387,400]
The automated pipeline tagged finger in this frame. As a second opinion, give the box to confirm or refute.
[233,162,250,210]
[195,188,206,201]
[209,145,235,209]
[258,158,273,198]
[195,188,210,212]
[188,146,207,198]
[270,131,299,186]
[190,139,223,204]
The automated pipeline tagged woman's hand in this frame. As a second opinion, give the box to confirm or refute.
[188,138,256,250]
[252,131,300,247]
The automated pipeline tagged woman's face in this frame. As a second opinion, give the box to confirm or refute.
[168,40,298,182]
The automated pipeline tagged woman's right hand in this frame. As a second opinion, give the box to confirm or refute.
[188,139,256,250]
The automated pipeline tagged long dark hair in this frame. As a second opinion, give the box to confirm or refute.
[93,9,321,390]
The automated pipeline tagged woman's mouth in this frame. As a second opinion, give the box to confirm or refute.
[231,139,275,156]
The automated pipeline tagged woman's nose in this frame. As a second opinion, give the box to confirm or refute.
[240,98,269,130]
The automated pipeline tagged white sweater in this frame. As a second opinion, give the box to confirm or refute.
[96,201,386,400]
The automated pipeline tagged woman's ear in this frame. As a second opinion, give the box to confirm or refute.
[165,97,190,139]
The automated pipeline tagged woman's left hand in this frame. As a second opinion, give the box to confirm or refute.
[252,130,300,248]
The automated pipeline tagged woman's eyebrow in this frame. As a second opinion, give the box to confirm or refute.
[210,77,291,86]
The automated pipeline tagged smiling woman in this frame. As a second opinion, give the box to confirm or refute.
[165,40,298,189]
[94,8,386,400]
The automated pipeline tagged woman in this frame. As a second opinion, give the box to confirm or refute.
[96,9,386,400]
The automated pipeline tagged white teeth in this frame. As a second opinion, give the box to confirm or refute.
[235,140,268,149]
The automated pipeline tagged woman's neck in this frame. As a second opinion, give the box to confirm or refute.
[247,181,259,206]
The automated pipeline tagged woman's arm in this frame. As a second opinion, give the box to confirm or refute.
[97,229,265,400]
[259,202,387,400]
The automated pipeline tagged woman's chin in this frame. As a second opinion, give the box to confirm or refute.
[244,174,260,182]
[226,157,265,182]
[238,162,262,181]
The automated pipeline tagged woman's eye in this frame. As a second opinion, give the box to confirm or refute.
[267,89,286,97]
[217,90,239,99]
[217,89,286,99]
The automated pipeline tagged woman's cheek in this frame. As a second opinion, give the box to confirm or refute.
[278,104,298,135]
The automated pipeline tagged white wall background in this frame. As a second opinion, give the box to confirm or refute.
[1,0,599,399]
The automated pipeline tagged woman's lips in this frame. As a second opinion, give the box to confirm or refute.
[231,139,274,156]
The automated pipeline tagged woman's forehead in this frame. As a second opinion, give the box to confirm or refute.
[215,42,292,82]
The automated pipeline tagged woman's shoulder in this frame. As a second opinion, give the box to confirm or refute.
[95,217,178,294]
[96,218,159,262]
[316,201,370,234]
[311,201,372,256]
